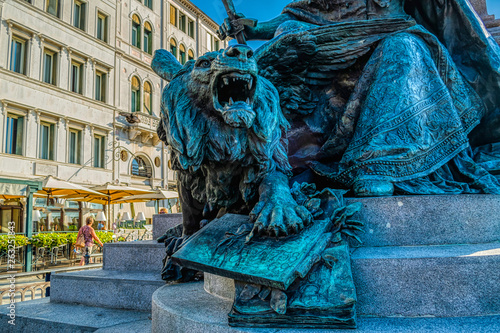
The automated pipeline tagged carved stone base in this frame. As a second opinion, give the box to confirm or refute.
[151,282,500,333]
[161,195,500,331]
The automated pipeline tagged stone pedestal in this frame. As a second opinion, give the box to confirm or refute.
[152,195,500,332]
[152,213,183,239]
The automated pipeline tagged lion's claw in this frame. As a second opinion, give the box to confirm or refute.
[250,197,313,238]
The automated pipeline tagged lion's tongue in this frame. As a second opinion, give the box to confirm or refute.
[222,105,256,128]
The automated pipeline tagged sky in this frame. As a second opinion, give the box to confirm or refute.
[191,0,500,49]
[191,0,500,26]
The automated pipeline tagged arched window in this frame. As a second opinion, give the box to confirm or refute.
[132,14,141,49]
[144,81,152,115]
[179,44,186,64]
[144,22,152,54]
[131,156,152,178]
[131,76,140,112]
[170,38,177,58]
[188,49,194,61]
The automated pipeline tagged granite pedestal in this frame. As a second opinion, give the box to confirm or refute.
[154,195,500,332]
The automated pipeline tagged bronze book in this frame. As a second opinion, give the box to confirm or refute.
[172,214,333,290]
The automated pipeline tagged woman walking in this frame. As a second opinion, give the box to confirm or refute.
[77,216,104,266]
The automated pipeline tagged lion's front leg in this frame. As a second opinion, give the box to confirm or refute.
[250,171,312,237]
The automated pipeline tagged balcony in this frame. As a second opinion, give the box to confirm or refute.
[118,112,162,146]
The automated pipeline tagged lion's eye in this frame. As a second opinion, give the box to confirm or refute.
[196,60,211,68]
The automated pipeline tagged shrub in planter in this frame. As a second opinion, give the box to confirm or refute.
[0,235,29,252]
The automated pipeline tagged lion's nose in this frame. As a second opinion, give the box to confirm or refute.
[224,44,254,61]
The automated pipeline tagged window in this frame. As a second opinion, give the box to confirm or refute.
[97,12,108,42]
[144,22,152,54]
[170,6,177,27]
[1,206,24,235]
[188,19,195,38]
[132,14,141,49]
[93,135,105,168]
[43,49,57,85]
[179,44,186,65]
[207,33,212,52]
[95,70,106,102]
[170,38,177,58]
[5,113,23,155]
[131,156,151,178]
[46,0,60,17]
[10,36,27,75]
[144,0,152,9]
[73,1,86,31]
[188,49,194,61]
[144,81,152,115]
[68,129,81,164]
[131,76,140,112]
[179,13,186,33]
[71,61,83,94]
[206,33,219,52]
[40,122,55,160]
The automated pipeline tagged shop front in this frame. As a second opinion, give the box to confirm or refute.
[0,178,42,272]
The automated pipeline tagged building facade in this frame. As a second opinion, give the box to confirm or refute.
[0,0,225,230]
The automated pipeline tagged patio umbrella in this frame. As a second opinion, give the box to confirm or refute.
[113,189,178,203]
[36,176,106,204]
[113,189,178,213]
[69,183,153,225]
[0,194,24,200]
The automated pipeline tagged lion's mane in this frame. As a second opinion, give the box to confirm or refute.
[158,61,291,210]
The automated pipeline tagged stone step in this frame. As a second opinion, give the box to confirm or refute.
[103,240,164,272]
[351,242,500,317]
[345,195,500,247]
[50,269,165,311]
[152,213,182,240]
[0,297,151,333]
[152,282,500,333]
[205,242,500,318]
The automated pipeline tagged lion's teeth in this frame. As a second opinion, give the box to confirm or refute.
[246,98,250,104]
[247,82,252,90]
[229,97,234,105]
[223,78,229,85]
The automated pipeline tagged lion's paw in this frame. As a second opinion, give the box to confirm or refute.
[250,198,312,237]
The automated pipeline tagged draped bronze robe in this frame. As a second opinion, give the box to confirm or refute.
[256,0,500,194]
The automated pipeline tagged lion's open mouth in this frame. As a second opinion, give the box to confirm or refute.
[213,72,257,128]
[214,72,256,108]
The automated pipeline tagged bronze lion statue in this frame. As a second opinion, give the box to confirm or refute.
[152,45,312,276]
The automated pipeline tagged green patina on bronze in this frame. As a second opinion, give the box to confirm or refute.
[152,0,500,329]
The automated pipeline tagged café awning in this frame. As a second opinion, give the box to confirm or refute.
[0,183,29,199]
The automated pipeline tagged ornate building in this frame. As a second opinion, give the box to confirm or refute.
[0,0,225,229]
[470,0,500,44]
[0,0,224,189]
